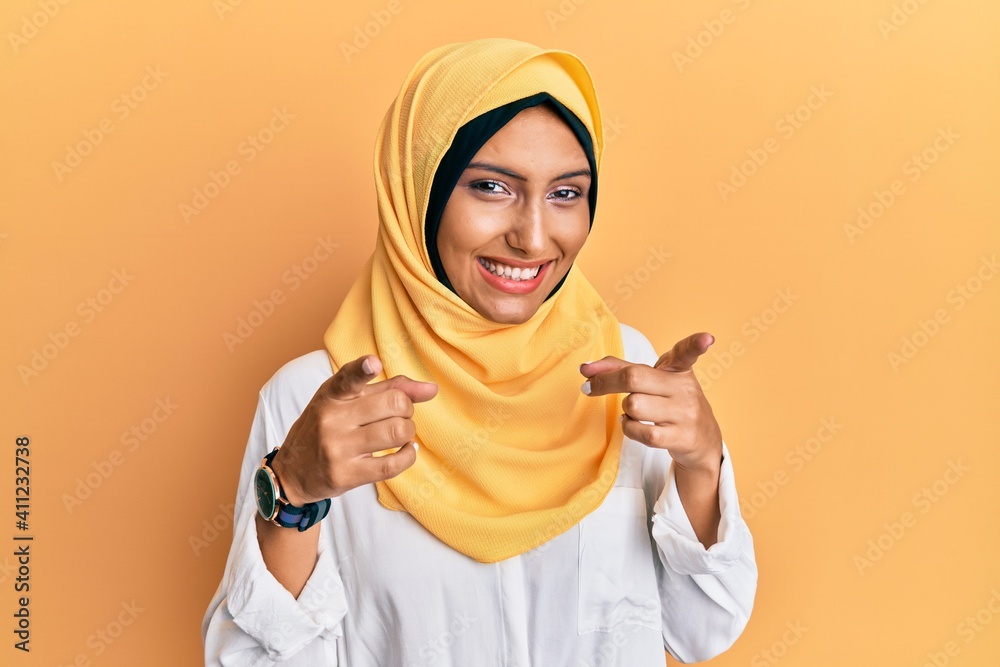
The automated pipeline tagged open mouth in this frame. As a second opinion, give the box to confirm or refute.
[476,257,553,293]
[476,257,548,281]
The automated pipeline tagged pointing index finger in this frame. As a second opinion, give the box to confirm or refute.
[655,332,715,372]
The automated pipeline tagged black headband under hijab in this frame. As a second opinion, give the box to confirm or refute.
[425,92,599,303]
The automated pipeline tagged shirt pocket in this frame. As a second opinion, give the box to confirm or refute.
[577,485,661,634]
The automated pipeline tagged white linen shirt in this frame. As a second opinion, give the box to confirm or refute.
[201,323,758,666]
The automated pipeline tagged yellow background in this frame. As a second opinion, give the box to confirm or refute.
[2,0,998,664]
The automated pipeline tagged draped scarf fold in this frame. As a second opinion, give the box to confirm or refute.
[323,37,625,563]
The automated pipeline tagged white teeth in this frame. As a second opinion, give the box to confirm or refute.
[478,257,542,281]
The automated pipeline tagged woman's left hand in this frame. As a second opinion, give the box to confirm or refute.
[580,331,723,473]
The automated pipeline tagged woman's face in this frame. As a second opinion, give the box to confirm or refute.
[437,105,592,325]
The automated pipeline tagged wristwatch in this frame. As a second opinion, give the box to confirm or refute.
[254,447,331,532]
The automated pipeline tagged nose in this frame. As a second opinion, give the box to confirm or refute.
[504,198,547,258]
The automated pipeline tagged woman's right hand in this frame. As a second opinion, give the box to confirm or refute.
[269,354,438,505]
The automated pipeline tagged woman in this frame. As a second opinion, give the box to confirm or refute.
[202,37,757,666]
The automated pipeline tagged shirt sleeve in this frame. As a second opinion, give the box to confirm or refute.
[201,391,349,666]
[642,439,758,663]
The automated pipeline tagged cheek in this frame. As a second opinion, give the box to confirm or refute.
[438,202,488,269]
[441,201,507,255]
[559,213,591,255]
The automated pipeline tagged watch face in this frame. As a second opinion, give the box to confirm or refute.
[255,467,277,519]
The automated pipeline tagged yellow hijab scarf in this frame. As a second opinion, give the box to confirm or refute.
[323,37,625,564]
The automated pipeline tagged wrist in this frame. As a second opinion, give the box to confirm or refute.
[269,449,310,506]
[675,463,720,485]
[674,454,722,483]
[674,456,722,477]
[255,447,332,532]
[674,437,724,476]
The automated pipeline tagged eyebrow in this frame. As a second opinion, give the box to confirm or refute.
[464,161,591,183]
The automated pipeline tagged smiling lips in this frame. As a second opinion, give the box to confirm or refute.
[476,256,552,293]
[477,256,546,280]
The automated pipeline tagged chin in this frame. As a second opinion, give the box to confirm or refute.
[478,299,538,325]
[491,312,533,325]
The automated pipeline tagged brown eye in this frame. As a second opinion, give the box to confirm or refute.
[471,180,506,195]
[551,188,582,201]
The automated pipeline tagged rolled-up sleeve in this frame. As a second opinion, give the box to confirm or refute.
[202,392,349,666]
[643,440,758,663]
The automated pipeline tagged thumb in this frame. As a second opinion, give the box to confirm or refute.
[655,332,714,372]
[325,354,382,400]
